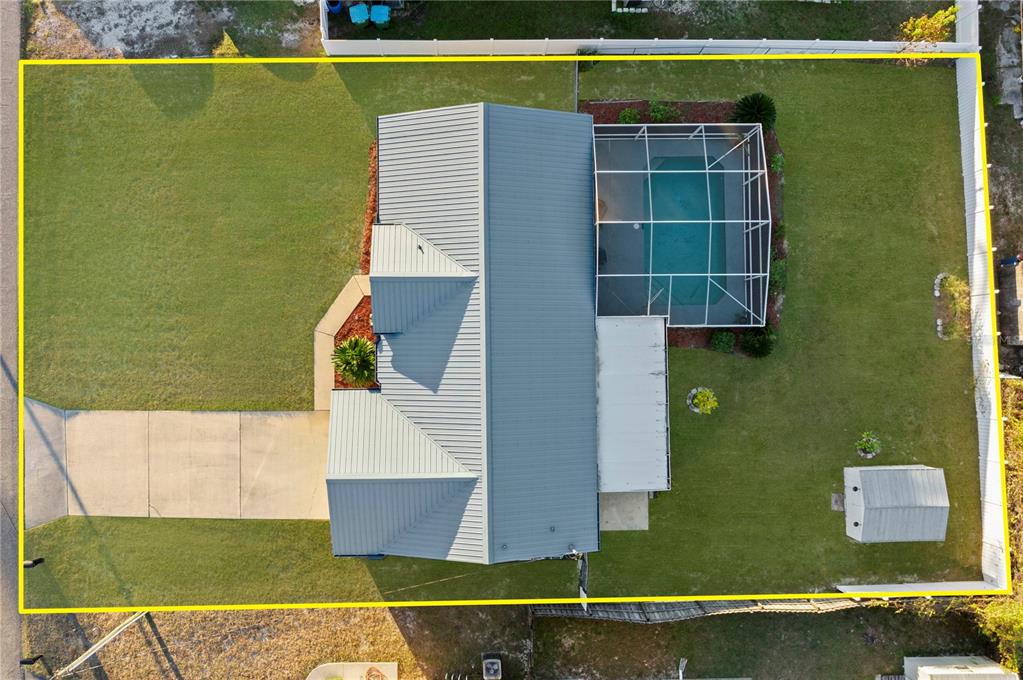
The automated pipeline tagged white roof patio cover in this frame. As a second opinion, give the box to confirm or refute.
[844,465,950,543]
[596,317,670,492]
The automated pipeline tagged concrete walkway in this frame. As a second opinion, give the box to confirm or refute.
[24,399,329,528]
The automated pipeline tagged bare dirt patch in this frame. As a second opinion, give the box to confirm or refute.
[56,0,227,57]
[23,0,121,59]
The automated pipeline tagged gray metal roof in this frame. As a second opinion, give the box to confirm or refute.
[327,103,598,564]
[905,656,1018,680]
[844,465,950,543]
[483,104,599,561]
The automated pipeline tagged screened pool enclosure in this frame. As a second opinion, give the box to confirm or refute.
[594,123,772,327]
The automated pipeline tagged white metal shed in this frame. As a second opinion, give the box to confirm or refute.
[844,465,950,543]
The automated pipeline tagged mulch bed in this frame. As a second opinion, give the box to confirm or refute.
[359,141,378,275]
[334,295,377,389]
[583,99,789,350]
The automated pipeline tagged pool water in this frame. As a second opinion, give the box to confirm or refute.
[644,156,726,304]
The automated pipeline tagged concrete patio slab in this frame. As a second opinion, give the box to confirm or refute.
[240,411,329,520]
[65,410,149,517]
[148,411,241,519]
[23,398,67,528]
[599,491,649,531]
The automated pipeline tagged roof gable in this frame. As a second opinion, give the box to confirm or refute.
[327,390,474,479]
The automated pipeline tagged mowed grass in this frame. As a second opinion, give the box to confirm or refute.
[582,60,982,594]
[23,62,573,410]
[24,60,983,606]
[23,516,579,607]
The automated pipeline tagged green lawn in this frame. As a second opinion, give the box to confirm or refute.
[327,0,945,42]
[23,62,573,410]
[583,60,981,594]
[24,59,983,607]
[23,517,578,608]
[533,608,994,680]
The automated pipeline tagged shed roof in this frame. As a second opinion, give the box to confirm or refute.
[596,317,670,492]
[327,103,598,564]
[905,656,1018,679]
[844,465,949,543]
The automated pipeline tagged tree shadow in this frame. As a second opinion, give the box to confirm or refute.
[130,65,214,119]
[262,63,318,82]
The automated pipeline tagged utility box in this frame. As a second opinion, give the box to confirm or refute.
[481,652,502,680]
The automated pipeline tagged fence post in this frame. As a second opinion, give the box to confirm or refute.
[377,37,383,57]
[434,38,439,56]
[544,37,549,55]
[490,37,495,56]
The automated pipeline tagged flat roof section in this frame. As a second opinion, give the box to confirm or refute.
[596,317,670,493]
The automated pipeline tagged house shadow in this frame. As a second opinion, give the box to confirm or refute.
[130,65,214,119]
[384,282,474,393]
[384,605,533,679]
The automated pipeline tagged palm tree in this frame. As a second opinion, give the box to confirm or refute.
[732,92,777,130]
[333,336,376,388]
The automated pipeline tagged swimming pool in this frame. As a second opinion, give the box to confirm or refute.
[646,156,726,303]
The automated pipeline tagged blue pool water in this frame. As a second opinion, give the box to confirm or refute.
[644,156,726,303]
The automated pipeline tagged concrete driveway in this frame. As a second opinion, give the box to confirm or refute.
[24,399,329,526]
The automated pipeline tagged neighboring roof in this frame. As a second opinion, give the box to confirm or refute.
[596,317,670,493]
[327,103,598,564]
[906,656,1018,679]
[844,465,950,543]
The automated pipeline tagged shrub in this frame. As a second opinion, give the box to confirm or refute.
[900,5,958,44]
[770,153,785,173]
[732,92,777,130]
[617,107,642,124]
[332,336,376,387]
[740,326,776,358]
[649,101,680,123]
[212,30,241,58]
[856,431,881,455]
[940,273,971,338]
[768,257,787,297]
[692,388,718,415]
[709,331,735,353]
[576,46,598,72]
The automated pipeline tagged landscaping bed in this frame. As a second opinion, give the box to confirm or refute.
[334,295,376,389]
[360,141,378,275]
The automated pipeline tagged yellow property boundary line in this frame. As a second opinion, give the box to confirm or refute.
[17,52,1012,614]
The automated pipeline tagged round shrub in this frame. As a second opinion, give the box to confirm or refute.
[333,336,376,387]
[732,92,777,130]
[856,431,881,456]
[709,331,736,353]
[649,101,680,123]
[740,326,776,358]
[617,107,642,124]
[692,387,718,415]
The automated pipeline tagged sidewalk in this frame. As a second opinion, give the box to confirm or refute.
[24,399,330,528]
